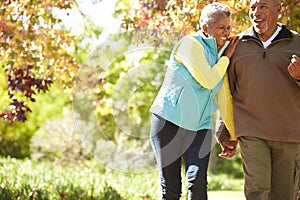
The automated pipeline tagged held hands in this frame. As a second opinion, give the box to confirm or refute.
[218,139,238,159]
[288,55,300,80]
[223,36,240,59]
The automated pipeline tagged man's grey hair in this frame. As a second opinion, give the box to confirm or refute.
[199,2,232,27]
[275,0,282,4]
[250,0,282,5]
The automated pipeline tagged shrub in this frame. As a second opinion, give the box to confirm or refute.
[30,110,91,163]
[0,83,70,158]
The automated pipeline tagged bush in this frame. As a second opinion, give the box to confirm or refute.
[0,83,71,158]
[30,110,91,163]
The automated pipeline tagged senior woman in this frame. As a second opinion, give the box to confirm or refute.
[149,2,239,200]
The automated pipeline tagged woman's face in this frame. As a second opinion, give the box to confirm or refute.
[203,16,231,48]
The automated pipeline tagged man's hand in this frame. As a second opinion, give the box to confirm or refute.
[218,140,238,159]
[288,55,300,80]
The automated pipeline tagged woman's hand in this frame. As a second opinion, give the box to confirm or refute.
[218,139,238,159]
[223,36,240,59]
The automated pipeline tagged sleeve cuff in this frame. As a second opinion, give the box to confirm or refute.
[220,56,230,65]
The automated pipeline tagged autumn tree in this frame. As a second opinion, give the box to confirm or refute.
[120,0,300,47]
[0,0,79,123]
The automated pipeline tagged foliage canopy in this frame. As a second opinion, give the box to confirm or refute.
[1,0,299,123]
[120,0,300,46]
[0,0,79,122]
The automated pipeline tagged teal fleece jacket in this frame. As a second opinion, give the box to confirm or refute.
[150,31,230,131]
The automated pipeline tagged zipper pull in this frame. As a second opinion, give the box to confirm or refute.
[263,51,266,59]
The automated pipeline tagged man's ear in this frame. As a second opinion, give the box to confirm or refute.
[276,4,281,13]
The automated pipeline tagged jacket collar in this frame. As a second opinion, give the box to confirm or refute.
[242,24,293,41]
[194,30,218,55]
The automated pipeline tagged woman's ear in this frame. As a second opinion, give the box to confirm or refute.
[202,24,208,36]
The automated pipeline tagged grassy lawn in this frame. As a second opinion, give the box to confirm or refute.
[0,157,244,199]
[208,191,245,200]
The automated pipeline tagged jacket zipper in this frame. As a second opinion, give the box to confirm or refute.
[263,51,266,59]
[263,38,292,59]
[198,90,211,127]
[246,37,291,59]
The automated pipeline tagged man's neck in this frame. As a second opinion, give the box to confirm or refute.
[257,25,278,42]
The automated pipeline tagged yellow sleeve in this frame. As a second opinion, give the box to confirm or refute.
[214,73,235,140]
[174,36,230,89]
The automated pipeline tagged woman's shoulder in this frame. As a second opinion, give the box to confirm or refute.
[177,33,204,47]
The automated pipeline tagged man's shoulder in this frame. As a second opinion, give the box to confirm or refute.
[290,29,300,37]
[279,24,300,38]
[285,28,300,41]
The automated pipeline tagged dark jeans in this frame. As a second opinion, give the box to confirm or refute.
[150,114,212,200]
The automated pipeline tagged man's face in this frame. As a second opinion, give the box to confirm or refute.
[249,0,281,41]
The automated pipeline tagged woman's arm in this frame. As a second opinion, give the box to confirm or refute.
[174,36,229,89]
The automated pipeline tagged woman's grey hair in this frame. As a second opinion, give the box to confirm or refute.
[200,2,231,27]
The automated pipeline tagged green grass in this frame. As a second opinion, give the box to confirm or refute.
[0,157,243,200]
